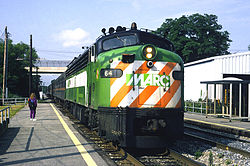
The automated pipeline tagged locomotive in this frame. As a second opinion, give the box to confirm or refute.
[48,23,184,148]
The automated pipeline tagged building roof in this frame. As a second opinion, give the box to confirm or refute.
[201,77,250,84]
[184,51,250,68]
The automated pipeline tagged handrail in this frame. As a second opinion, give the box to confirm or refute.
[0,107,10,124]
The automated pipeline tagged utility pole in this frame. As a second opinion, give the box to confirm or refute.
[2,26,8,105]
[29,34,32,95]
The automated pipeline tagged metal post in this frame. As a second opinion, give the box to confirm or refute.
[29,34,33,95]
[206,84,208,118]
[4,109,7,121]
[36,67,39,99]
[222,86,225,117]
[193,101,195,112]
[7,108,9,119]
[239,83,241,118]
[226,87,229,115]
[185,102,186,111]
[229,83,232,122]
[214,84,216,115]
[201,102,203,114]
[1,111,3,123]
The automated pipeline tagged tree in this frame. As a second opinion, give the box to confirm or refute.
[0,39,40,97]
[248,44,250,51]
[156,13,232,63]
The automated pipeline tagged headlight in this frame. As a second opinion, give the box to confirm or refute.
[142,45,156,60]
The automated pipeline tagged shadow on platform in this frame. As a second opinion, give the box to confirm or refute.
[0,127,20,155]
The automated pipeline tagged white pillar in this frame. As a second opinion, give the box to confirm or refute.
[239,83,241,118]
[214,84,216,114]
[206,84,208,118]
[229,83,232,122]
[248,84,250,119]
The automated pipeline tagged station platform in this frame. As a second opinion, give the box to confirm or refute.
[0,103,115,166]
[184,112,250,137]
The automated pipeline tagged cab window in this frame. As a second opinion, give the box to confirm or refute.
[103,34,138,51]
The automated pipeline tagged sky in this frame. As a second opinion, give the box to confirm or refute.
[1,0,250,84]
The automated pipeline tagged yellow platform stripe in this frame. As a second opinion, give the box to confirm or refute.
[184,117,250,132]
[50,104,97,166]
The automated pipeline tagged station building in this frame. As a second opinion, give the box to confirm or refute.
[184,52,250,120]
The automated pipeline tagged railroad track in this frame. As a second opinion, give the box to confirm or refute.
[130,147,205,166]
[55,103,204,166]
[184,123,250,144]
[168,149,205,166]
[55,103,143,165]
[184,126,250,158]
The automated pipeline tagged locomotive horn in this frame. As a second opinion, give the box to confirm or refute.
[108,27,115,34]
[116,26,123,32]
[131,22,137,30]
[101,28,106,35]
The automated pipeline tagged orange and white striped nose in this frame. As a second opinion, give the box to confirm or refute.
[110,60,182,108]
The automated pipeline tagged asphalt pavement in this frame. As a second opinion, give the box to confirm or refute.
[0,103,111,166]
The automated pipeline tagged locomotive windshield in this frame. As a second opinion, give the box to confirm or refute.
[139,32,175,51]
[103,34,138,50]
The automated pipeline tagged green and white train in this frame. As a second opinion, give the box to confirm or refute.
[48,23,184,148]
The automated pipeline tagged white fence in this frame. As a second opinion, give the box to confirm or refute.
[2,98,28,105]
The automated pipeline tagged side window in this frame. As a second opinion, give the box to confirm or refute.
[91,45,96,62]
[102,34,137,51]
[89,45,96,62]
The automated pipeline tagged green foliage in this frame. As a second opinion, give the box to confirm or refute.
[209,151,213,166]
[0,38,40,97]
[194,149,203,159]
[218,153,224,158]
[156,13,232,63]
[225,159,232,165]
[248,44,250,51]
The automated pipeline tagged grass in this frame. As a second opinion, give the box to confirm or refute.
[194,149,203,159]
[0,105,25,119]
[225,159,232,165]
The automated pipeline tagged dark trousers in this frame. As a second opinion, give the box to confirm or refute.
[30,110,36,119]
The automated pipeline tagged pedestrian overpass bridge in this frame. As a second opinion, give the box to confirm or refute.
[25,59,71,74]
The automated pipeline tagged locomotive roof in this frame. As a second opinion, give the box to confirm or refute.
[96,29,174,54]
[66,27,175,77]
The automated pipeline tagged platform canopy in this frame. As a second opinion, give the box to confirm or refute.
[200,77,250,122]
[201,77,250,85]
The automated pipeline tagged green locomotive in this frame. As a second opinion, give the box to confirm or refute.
[50,23,184,148]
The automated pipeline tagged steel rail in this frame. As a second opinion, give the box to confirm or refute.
[169,148,206,166]
[119,148,145,166]
[184,124,250,144]
[184,132,250,158]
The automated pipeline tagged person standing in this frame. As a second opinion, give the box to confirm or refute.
[28,93,37,121]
